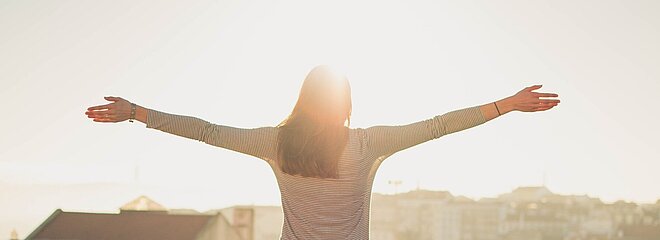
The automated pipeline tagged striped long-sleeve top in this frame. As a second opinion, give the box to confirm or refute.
[145,105,487,240]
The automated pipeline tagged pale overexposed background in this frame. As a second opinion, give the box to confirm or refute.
[0,0,658,236]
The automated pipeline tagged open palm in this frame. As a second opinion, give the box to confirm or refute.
[85,96,133,123]
[510,85,560,112]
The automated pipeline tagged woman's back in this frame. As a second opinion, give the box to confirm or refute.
[273,106,487,239]
[272,128,377,239]
[142,104,487,239]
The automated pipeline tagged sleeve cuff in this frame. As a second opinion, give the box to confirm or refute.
[145,108,160,129]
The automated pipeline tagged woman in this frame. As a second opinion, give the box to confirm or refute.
[85,65,560,239]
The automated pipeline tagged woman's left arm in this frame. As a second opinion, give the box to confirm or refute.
[144,108,277,163]
[86,97,277,163]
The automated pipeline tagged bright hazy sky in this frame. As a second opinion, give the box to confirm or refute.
[1,0,659,236]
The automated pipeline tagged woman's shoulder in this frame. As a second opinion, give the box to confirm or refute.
[347,127,369,144]
[347,127,365,135]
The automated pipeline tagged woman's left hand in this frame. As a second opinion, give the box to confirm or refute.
[85,96,133,123]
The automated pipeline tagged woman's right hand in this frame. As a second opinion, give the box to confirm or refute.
[507,85,560,112]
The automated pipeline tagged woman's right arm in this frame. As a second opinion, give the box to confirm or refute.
[363,105,487,162]
[364,84,560,161]
[480,84,560,121]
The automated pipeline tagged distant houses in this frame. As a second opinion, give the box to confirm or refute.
[369,186,660,240]
[23,196,282,240]
[210,205,283,240]
[18,187,660,240]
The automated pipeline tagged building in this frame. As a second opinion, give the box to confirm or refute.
[370,189,503,240]
[25,196,243,240]
[371,190,454,240]
[211,205,284,240]
[368,186,660,240]
[10,229,18,240]
[498,186,555,203]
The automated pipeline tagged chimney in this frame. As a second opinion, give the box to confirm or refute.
[10,229,18,240]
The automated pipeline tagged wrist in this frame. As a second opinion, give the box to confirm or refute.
[128,102,137,122]
[134,105,148,124]
[496,97,517,114]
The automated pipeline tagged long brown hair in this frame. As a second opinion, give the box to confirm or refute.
[276,65,352,178]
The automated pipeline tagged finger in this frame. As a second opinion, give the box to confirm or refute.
[85,110,115,116]
[524,85,543,91]
[104,96,122,102]
[528,101,558,105]
[88,112,117,118]
[520,103,545,107]
[94,114,119,120]
[534,92,559,98]
[521,103,556,110]
[89,108,115,113]
[93,118,117,123]
[87,104,113,111]
[85,111,107,117]
[537,103,558,109]
[532,106,554,111]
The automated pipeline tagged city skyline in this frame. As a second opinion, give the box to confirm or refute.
[8,185,660,240]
